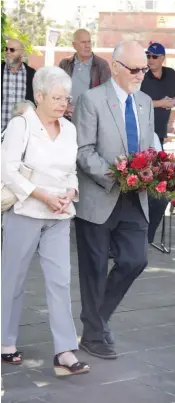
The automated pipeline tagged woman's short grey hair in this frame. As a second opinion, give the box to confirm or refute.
[32,66,72,100]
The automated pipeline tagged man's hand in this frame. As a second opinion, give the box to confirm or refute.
[158,98,174,109]
[106,169,114,177]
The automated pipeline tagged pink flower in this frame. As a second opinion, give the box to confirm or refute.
[168,153,175,162]
[139,168,153,183]
[116,160,128,171]
[155,181,167,193]
[126,174,139,187]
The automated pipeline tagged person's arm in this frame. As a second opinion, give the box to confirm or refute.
[152,98,174,109]
[72,93,115,194]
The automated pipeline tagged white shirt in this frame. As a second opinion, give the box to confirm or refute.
[1,107,78,219]
[111,78,140,140]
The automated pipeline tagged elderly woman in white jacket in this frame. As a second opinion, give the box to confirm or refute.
[1,66,90,376]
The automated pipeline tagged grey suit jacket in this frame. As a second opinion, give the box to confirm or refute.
[72,79,155,224]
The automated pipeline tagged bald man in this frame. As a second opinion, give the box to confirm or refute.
[1,38,35,131]
[72,41,154,359]
[59,29,111,118]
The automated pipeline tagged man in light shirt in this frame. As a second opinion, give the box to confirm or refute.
[59,29,111,119]
[73,41,154,359]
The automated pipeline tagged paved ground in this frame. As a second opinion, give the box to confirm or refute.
[2,212,175,403]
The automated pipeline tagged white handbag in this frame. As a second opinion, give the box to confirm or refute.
[1,116,32,212]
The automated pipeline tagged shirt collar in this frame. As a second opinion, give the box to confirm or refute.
[111,77,129,104]
[5,62,25,73]
[74,55,93,67]
[147,66,166,80]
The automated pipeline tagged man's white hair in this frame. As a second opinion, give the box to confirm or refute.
[33,66,72,100]
[112,40,142,60]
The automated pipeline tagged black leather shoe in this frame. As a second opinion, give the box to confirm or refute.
[104,331,116,346]
[79,339,117,359]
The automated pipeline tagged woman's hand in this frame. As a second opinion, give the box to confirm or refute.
[46,193,68,213]
[31,189,70,214]
[31,188,76,214]
[57,189,76,215]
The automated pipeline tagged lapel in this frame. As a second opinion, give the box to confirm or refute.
[105,80,128,154]
[133,92,144,151]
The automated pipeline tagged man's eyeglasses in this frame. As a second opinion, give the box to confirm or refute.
[146,54,161,60]
[115,61,149,75]
[5,47,23,53]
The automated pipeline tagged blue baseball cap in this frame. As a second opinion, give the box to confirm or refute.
[146,42,165,56]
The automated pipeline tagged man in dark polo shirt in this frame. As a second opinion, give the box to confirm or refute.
[141,42,175,145]
[141,42,175,244]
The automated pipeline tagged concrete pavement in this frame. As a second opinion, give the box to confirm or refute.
[1,215,175,403]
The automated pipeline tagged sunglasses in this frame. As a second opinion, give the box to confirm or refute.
[115,60,148,75]
[5,47,23,53]
[146,54,161,60]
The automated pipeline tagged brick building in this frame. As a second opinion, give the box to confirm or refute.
[97,12,175,49]
[28,11,175,124]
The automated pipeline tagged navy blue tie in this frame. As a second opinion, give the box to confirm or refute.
[125,95,138,153]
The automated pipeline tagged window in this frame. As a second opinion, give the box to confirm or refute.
[145,0,157,9]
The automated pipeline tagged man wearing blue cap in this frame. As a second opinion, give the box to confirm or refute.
[141,42,175,244]
[141,42,175,146]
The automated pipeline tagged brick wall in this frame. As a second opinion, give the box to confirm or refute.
[98,12,175,48]
[28,49,175,70]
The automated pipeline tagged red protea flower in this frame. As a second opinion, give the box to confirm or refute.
[139,168,153,183]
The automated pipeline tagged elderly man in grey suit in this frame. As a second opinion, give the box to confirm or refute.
[72,41,154,359]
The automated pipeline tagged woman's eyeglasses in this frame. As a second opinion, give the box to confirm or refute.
[5,47,23,53]
[146,54,160,60]
[115,60,149,75]
[51,96,73,104]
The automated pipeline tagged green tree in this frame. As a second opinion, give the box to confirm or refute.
[55,21,75,47]
[8,0,54,46]
[4,17,34,56]
[1,0,7,60]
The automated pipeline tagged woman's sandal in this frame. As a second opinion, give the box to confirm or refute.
[1,351,23,365]
[54,355,90,376]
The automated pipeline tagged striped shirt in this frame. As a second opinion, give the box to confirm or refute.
[1,63,27,131]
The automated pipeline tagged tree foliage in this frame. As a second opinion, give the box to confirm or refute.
[4,17,35,55]
[55,21,75,47]
[1,0,7,60]
[8,0,54,46]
